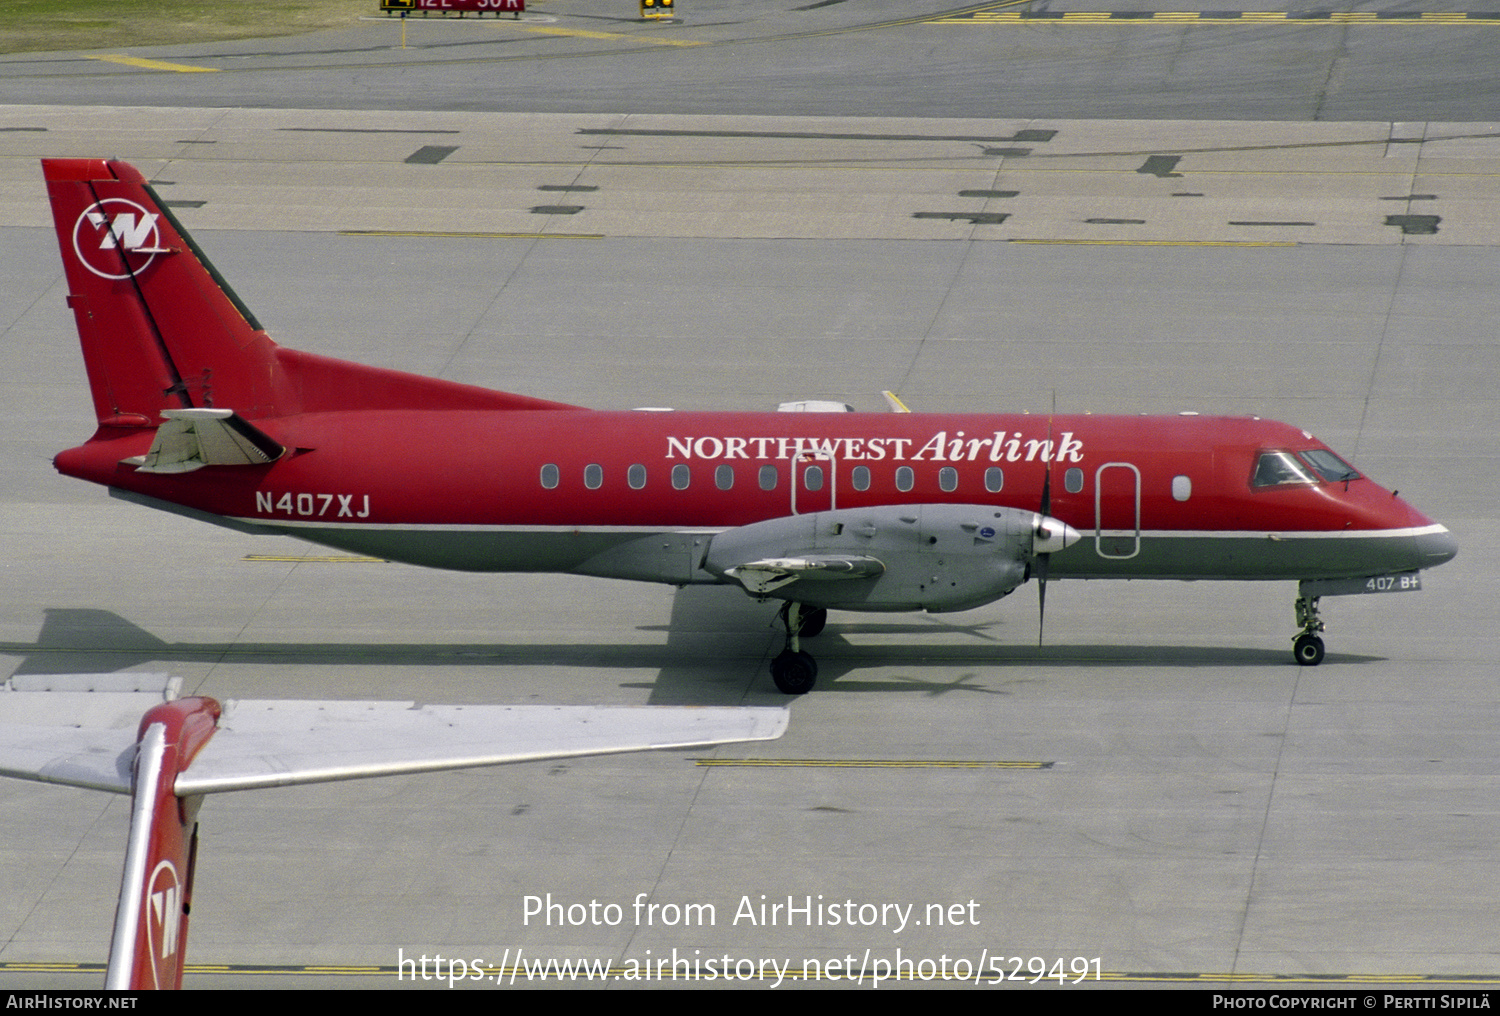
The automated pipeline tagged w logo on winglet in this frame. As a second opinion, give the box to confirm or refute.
[145,858,182,989]
[72,198,166,279]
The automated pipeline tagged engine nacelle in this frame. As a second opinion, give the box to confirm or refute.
[704,504,1077,613]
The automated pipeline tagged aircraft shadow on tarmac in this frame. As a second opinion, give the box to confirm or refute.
[5,602,1379,706]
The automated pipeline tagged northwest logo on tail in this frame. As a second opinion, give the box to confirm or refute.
[72,198,166,280]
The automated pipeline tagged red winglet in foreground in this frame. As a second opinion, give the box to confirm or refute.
[108,696,217,990]
[42,159,1457,692]
[0,674,787,989]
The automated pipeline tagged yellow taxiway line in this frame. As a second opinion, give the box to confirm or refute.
[86,55,218,72]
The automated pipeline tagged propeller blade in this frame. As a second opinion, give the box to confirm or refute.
[1044,393,1057,508]
[1036,551,1049,647]
[1038,395,1057,647]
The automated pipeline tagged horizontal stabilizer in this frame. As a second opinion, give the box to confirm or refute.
[726,555,885,595]
[123,408,283,473]
[174,700,788,794]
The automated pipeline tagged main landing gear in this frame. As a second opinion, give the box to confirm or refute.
[770,603,828,695]
[1292,593,1326,666]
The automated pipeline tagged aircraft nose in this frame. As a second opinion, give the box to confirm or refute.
[1034,514,1080,555]
[1414,524,1458,568]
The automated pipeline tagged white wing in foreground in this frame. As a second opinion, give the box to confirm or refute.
[0,675,788,796]
[177,700,788,794]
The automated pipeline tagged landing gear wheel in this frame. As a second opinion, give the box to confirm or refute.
[1292,592,1327,667]
[797,607,828,639]
[771,650,818,695]
[771,603,821,693]
[1293,634,1325,667]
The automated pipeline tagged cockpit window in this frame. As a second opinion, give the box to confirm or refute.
[1252,451,1318,488]
[1296,449,1361,483]
[1251,450,1361,488]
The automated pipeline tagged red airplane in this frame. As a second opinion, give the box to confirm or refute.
[41,158,1458,694]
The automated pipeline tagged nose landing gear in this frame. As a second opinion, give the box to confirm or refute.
[1293,594,1325,666]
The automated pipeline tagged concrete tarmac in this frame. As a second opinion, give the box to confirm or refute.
[1,0,1495,121]
[0,106,1495,989]
[0,0,1497,991]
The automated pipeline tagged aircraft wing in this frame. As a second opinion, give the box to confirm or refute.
[174,699,788,794]
[0,674,179,793]
[0,675,787,797]
[0,724,137,793]
[1,674,786,992]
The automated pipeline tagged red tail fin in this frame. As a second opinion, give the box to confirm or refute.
[43,158,579,431]
[44,159,288,427]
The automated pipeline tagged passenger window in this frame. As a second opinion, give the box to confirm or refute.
[895,466,914,492]
[628,464,646,490]
[939,466,958,492]
[985,467,1003,493]
[759,465,778,491]
[540,463,559,489]
[672,464,691,490]
[1064,468,1084,494]
[715,464,734,491]
[1172,475,1191,501]
[851,466,871,492]
[584,464,603,490]
[803,465,824,491]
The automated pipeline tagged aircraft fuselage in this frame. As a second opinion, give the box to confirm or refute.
[54,409,1454,585]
